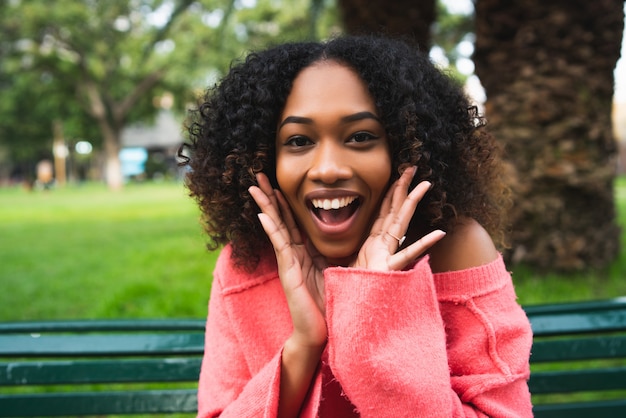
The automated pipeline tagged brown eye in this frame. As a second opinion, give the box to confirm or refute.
[285,136,312,147]
[349,132,378,143]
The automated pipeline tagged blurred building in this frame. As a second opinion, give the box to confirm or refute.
[120,110,185,181]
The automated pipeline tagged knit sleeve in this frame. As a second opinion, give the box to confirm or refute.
[198,248,282,418]
[323,256,533,418]
[197,270,283,418]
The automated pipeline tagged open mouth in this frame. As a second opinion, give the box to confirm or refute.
[309,196,360,224]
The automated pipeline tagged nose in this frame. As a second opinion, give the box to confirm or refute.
[307,140,352,184]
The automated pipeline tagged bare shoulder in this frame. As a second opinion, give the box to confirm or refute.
[428,217,499,273]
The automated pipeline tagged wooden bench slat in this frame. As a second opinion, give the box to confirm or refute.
[524,298,626,316]
[0,389,197,417]
[528,367,626,394]
[0,333,205,357]
[533,399,626,418]
[0,358,202,385]
[529,335,626,362]
[525,298,626,336]
[0,319,205,334]
[529,310,626,336]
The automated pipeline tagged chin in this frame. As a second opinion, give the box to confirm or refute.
[315,243,359,267]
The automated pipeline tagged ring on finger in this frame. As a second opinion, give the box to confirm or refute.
[387,232,406,246]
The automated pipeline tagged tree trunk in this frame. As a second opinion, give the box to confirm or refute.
[102,124,124,191]
[473,0,624,270]
[337,0,436,49]
[81,70,165,190]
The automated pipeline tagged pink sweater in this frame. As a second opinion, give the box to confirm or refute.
[198,245,533,417]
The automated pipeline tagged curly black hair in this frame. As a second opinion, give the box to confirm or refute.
[181,35,513,271]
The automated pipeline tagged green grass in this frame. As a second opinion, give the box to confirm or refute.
[0,181,217,321]
[1,179,626,321]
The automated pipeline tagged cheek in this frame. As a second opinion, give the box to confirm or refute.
[275,155,292,190]
[364,156,392,197]
[275,155,302,205]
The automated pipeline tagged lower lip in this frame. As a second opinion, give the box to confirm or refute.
[309,206,360,236]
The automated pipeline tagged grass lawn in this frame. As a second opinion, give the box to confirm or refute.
[0,181,216,320]
[1,179,626,321]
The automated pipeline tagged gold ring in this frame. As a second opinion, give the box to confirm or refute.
[387,232,406,246]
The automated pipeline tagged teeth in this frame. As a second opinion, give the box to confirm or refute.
[311,196,357,210]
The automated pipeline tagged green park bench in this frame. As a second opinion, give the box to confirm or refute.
[0,298,625,417]
[527,297,626,417]
[0,319,205,416]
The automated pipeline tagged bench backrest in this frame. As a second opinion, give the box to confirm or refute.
[525,298,626,418]
[0,319,205,417]
[2,299,626,417]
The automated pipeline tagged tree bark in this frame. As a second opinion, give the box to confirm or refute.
[337,0,436,49]
[474,0,624,270]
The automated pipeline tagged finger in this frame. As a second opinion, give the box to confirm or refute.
[257,213,292,255]
[249,185,281,221]
[385,180,431,250]
[257,213,313,310]
[250,173,287,229]
[275,189,303,244]
[387,229,446,271]
[256,172,280,210]
[393,180,431,232]
[370,180,397,236]
[249,184,297,252]
[380,167,416,233]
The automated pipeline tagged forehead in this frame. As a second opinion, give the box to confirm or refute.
[283,61,377,114]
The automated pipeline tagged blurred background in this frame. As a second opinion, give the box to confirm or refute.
[1,0,625,321]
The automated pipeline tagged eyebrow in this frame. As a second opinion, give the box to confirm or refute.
[278,111,381,131]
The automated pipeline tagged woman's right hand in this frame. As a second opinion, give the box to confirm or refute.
[250,173,328,417]
[248,172,328,350]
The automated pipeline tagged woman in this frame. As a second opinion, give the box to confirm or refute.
[183,35,533,417]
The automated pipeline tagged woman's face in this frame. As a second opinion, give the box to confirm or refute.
[275,61,392,265]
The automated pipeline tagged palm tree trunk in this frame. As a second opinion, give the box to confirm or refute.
[474,0,624,270]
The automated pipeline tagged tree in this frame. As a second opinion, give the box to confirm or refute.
[473,0,624,270]
[337,0,436,49]
[0,0,204,189]
[0,0,340,188]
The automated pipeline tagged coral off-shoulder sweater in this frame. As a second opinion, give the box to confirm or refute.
[197,245,533,417]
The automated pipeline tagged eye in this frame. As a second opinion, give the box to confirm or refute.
[348,131,378,143]
[285,135,313,147]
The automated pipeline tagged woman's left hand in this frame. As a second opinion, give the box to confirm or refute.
[352,166,446,271]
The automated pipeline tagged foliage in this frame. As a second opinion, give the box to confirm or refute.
[0,0,340,185]
[431,0,475,82]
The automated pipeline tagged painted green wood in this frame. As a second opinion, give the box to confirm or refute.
[530,335,626,362]
[0,333,205,357]
[1,299,625,417]
[0,319,205,334]
[529,367,626,394]
[533,399,626,418]
[0,320,204,416]
[0,389,197,417]
[0,358,202,385]
[525,297,626,336]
